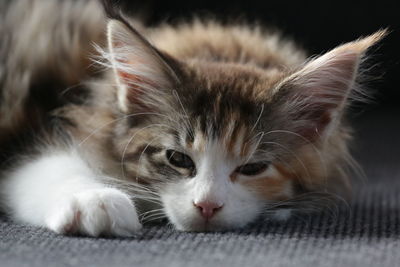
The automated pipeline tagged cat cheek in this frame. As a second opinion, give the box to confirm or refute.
[239,166,294,201]
[241,178,293,200]
[159,182,198,228]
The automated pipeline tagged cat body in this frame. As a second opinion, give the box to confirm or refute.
[0,0,384,236]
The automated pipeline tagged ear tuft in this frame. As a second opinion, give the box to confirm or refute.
[342,29,387,53]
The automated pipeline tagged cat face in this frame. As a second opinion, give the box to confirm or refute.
[161,136,272,231]
[104,19,385,231]
[114,63,293,230]
[150,69,295,231]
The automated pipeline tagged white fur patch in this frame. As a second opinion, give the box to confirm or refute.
[0,149,141,237]
[46,188,141,237]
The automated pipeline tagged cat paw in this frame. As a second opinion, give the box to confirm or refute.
[45,188,142,237]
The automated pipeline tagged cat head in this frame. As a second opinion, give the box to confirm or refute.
[102,17,385,231]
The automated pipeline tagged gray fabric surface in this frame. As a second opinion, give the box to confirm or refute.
[1,108,399,267]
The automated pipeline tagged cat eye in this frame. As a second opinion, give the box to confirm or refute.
[236,162,269,176]
[166,150,195,170]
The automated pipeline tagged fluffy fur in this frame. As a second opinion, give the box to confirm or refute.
[0,0,385,236]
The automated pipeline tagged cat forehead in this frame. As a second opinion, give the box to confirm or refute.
[169,62,281,147]
[182,123,257,159]
[183,60,283,99]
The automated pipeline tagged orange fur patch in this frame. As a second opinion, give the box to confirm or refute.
[241,175,291,200]
[240,165,293,200]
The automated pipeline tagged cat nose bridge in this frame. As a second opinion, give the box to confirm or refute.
[202,163,230,183]
[197,171,226,193]
[194,181,221,202]
[193,174,227,212]
[193,163,229,204]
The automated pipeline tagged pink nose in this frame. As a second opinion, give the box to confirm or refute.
[193,201,223,220]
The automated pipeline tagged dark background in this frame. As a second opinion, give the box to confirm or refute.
[120,0,399,109]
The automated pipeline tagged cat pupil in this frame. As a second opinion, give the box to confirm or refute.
[236,162,269,176]
[166,150,195,169]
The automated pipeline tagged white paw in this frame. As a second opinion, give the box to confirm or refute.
[45,188,142,237]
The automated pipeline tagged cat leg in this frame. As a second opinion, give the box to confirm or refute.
[0,149,142,237]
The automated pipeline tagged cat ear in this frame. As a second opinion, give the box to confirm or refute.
[106,19,180,112]
[275,30,386,140]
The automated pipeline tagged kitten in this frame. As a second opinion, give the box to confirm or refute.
[0,0,385,236]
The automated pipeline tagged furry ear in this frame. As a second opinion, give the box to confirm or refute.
[106,19,180,112]
[275,30,386,140]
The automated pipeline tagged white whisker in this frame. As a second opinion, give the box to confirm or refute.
[250,104,264,133]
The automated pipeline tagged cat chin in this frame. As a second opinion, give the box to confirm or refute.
[168,207,293,231]
[162,203,260,232]
[164,203,264,231]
